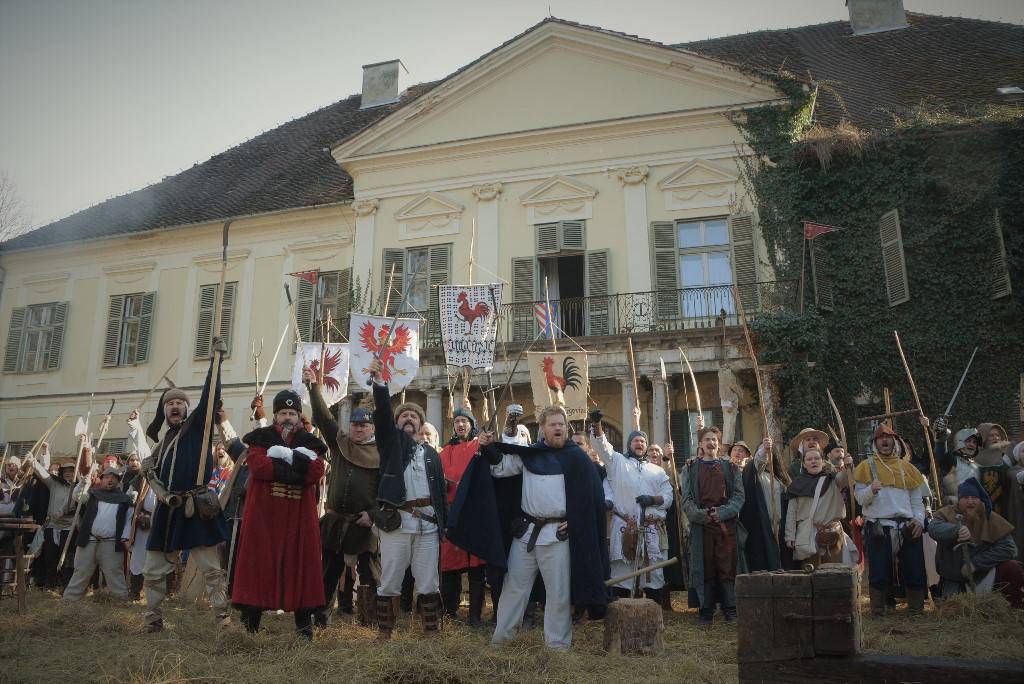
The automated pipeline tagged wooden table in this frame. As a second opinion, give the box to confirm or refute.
[0,518,40,613]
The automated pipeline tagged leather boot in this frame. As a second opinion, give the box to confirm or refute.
[721,583,738,623]
[468,572,486,627]
[420,592,441,633]
[906,587,925,615]
[869,588,887,616]
[356,585,377,627]
[129,573,144,601]
[376,595,395,640]
[440,571,462,619]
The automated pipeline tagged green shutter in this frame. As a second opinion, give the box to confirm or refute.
[561,221,586,252]
[879,208,909,306]
[427,244,451,339]
[811,241,834,312]
[219,282,236,356]
[102,295,125,368]
[46,301,68,371]
[729,213,758,312]
[511,256,537,341]
[585,249,610,336]
[336,267,353,335]
[135,292,156,364]
[651,221,680,318]
[295,278,315,343]
[992,210,1011,300]
[382,249,405,317]
[194,284,216,359]
[535,223,560,255]
[3,307,26,373]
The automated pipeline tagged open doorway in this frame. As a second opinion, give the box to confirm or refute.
[539,254,585,338]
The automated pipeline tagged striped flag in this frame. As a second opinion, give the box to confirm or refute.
[534,302,558,339]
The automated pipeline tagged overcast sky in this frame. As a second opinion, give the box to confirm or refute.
[2,0,1021,231]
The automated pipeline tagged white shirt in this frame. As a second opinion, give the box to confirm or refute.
[72,483,132,541]
[399,443,436,535]
[855,481,928,526]
[592,434,672,522]
[491,453,567,546]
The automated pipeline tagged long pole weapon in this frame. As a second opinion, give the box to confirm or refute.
[15,412,69,488]
[893,331,943,501]
[826,388,856,527]
[364,260,424,386]
[284,283,309,370]
[59,400,115,569]
[942,346,979,420]
[251,324,290,420]
[196,222,231,488]
[133,359,179,413]
[660,357,687,577]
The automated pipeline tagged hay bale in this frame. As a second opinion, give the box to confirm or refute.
[603,598,664,656]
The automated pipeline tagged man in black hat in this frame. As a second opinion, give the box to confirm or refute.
[304,367,382,628]
[62,467,133,601]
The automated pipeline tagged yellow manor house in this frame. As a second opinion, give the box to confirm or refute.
[1,5,1020,456]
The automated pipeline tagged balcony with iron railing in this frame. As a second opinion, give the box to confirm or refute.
[419,280,798,347]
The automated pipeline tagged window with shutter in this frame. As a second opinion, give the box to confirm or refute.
[295,278,315,342]
[728,213,758,313]
[511,256,537,341]
[879,209,910,306]
[992,209,1012,299]
[336,267,353,334]
[426,244,452,340]
[535,223,560,255]
[381,249,405,316]
[98,438,130,456]
[810,242,834,311]
[3,307,26,373]
[671,408,717,460]
[102,295,126,367]
[47,301,68,371]
[136,292,156,363]
[194,283,236,359]
[585,250,610,336]
[650,221,680,319]
[219,282,236,355]
[561,221,586,252]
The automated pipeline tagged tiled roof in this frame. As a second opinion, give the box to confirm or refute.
[5,13,1020,252]
[676,13,1024,129]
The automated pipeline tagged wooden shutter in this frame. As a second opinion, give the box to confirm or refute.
[194,284,217,359]
[135,292,156,364]
[879,208,909,306]
[561,221,586,252]
[427,244,451,339]
[535,223,560,256]
[295,278,315,343]
[651,221,680,318]
[511,256,537,341]
[670,409,691,460]
[219,282,236,356]
[102,295,125,367]
[46,301,68,371]
[992,210,1012,299]
[336,267,353,332]
[811,242,834,311]
[3,307,26,373]
[585,249,610,336]
[382,248,405,316]
[729,213,758,312]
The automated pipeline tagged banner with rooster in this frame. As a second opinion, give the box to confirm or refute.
[291,343,350,407]
[349,313,420,395]
[439,284,502,369]
[527,351,589,420]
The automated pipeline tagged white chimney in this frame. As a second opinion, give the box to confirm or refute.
[360,59,405,109]
[847,0,908,36]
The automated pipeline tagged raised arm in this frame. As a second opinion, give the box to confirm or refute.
[304,368,341,439]
[127,411,152,460]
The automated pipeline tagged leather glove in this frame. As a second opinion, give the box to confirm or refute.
[589,409,604,424]
[251,395,266,421]
[635,494,656,508]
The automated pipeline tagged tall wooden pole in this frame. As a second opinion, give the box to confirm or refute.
[196,222,230,487]
[893,331,943,501]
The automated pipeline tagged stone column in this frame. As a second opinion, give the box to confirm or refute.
[352,199,379,298]
[652,379,668,447]
[616,166,652,294]
[718,366,740,444]
[426,388,444,436]
[472,183,502,283]
[339,390,352,427]
[621,381,636,452]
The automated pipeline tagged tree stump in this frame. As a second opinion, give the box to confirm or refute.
[603,598,665,656]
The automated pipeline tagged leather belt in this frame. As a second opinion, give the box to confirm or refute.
[270,483,302,500]
[524,514,567,552]
[399,498,437,525]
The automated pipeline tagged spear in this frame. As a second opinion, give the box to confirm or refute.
[133,359,179,413]
[826,388,857,527]
[195,222,231,488]
[893,331,943,500]
[660,357,687,576]
[251,324,290,420]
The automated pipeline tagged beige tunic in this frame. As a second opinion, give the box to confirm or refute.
[784,471,849,545]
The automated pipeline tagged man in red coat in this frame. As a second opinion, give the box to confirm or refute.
[439,405,488,625]
[233,389,327,640]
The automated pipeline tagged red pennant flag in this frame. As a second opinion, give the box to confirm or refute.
[803,221,842,240]
[288,269,320,285]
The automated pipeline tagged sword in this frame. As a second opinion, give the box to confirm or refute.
[365,260,424,386]
[942,346,979,418]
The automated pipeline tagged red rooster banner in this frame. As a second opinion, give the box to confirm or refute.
[527,351,589,420]
[291,343,350,407]
[439,284,502,369]
[348,313,420,396]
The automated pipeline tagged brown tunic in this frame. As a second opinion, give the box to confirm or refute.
[699,460,737,583]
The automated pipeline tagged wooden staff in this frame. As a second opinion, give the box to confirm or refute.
[626,337,639,411]
[606,557,678,587]
[196,222,230,487]
[732,285,778,541]
[893,331,943,500]
[251,324,290,419]
[544,276,557,354]
[826,388,856,525]
[133,359,179,413]
[677,347,703,419]
[15,411,68,487]
[660,357,687,576]
[856,408,921,423]
[883,388,893,427]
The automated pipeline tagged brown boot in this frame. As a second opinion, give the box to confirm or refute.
[906,588,925,615]
[356,585,377,627]
[420,592,441,633]
[376,595,394,640]
[869,588,887,616]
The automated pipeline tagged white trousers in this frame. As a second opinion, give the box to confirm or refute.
[492,538,572,650]
[62,540,128,601]
[142,546,226,625]
[376,529,439,597]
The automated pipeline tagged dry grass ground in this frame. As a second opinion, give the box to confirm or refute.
[0,589,1020,684]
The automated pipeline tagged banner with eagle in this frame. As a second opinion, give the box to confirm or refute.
[439,284,502,370]
[527,351,589,420]
[349,313,420,395]
[292,342,350,407]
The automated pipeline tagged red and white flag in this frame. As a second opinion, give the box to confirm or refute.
[803,221,842,240]
[288,269,320,285]
[292,343,350,407]
[348,313,420,395]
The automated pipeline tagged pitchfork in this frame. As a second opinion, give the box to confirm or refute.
[251,337,264,397]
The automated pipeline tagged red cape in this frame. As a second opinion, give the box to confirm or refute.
[232,440,326,611]
[440,437,486,572]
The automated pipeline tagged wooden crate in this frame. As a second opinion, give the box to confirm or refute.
[736,571,815,663]
[812,563,861,657]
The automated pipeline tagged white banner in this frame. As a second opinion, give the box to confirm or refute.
[439,284,502,370]
[349,313,420,395]
[528,351,590,420]
[292,343,350,407]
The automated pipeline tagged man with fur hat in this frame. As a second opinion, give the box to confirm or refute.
[928,477,1022,607]
[439,402,488,625]
[62,466,133,601]
[232,389,328,640]
[140,339,230,632]
[303,368,381,628]
[25,442,79,589]
[368,358,447,639]
[680,425,745,625]
[854,423,929,615]
[590,406,673,603]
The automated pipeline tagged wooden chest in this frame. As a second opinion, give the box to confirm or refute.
[812,563,862,657]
